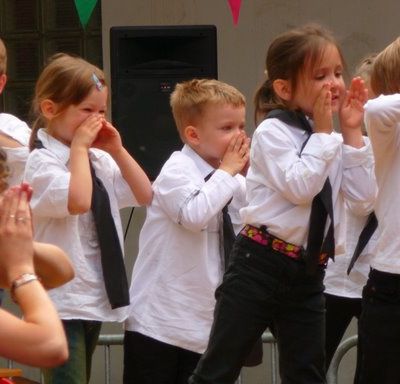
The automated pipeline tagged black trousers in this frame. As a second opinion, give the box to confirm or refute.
[357,268,400,384]
[189,235,326,384]
[123,331,201,384]
[325,293,362,371]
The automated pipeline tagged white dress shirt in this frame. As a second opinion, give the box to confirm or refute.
[240,117,376,256]
[324,206,377,298]
[365,93,400,274]
[125,144,246,353]
[24,129,138,322]
[0,113,31,186]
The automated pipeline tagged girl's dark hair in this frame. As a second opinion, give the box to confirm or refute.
[29,53,106,150]
[254,24,345,125]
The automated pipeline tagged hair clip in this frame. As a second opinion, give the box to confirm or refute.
[92,73,104,91]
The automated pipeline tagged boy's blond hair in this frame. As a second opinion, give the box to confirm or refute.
[170,79,245,141]
[371,37,400,96]
[0,38,7,75]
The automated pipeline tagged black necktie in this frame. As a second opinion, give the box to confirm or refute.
[266,109,335,273]
[90,162,130,309]
[222,201,236,268]
[347,211,378,275]
[204,172,235,269]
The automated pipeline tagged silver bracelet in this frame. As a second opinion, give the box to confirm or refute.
[10,273,39,303]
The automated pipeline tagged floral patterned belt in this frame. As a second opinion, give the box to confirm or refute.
[240,224,328,266]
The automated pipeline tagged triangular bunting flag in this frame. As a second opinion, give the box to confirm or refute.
[74,0,98,28]
[228,0,242,25]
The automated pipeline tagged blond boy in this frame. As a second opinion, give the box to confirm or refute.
[124,79,249,384]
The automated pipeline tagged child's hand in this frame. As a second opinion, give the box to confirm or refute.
[313,83,333,134]
[92,120,123,155]
[71,114,103,150]
[219,132,250,176]
[340,77,368,131]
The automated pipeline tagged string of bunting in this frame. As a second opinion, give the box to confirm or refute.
[74,1,242,28]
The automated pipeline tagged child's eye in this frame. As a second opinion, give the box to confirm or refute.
[335,72,343,78]
[221,126,232,131]
[315,75,325,80]
[83,108,92,113]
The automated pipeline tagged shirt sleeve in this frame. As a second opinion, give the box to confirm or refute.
[229,174,247,234]
[97,152,139,209]
[365,93,400,162]
[251,119,341,205]
[24,150,70,218]
[155,156,241,232]
[341,137,376,216]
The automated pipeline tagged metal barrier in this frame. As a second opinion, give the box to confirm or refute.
[327,335,358,384]
[97,334,124,384]
[5,332,357,383]
[96,332,280,384]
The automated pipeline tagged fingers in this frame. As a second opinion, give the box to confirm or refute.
[314,83,332,111]
[73,114,104,148]
[313,84,333,133]
[20,182,33,202]
[0,186,32,232]
[348,77,368,105]
[220,132,250,176]
[15,189,31,227]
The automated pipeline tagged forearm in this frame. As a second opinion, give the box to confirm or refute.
[68,145,92,214]
[341,128,364,148]
[111,147,152,205]
[1,280,68,367]
[0,133,22,148]
[33,242,74,289]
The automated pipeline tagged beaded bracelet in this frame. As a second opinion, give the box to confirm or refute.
[10,273,39,303]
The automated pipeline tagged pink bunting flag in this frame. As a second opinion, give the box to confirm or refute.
[228,0,242,25]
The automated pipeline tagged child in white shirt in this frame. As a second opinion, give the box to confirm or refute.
[358,36,400,384]
[189,24,375,384]
[124,79,250,384]
[24,53,152,384]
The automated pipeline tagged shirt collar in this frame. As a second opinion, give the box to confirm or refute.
[37,129,70,165]
[181,144,215,179]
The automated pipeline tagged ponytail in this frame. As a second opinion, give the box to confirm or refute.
[29,117,44,151]
[253,78,287,126]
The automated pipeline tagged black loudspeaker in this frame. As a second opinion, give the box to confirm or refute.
[110,25,218,180]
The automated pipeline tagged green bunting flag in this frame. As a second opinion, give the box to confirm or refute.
[74,0,98,28]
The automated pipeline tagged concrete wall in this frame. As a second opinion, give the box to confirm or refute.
[102,0,400,131]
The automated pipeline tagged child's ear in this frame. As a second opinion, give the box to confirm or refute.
[40,99,58,120]
[272,79,292,101]
[0,74,7,94]
[183,125,200,146]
